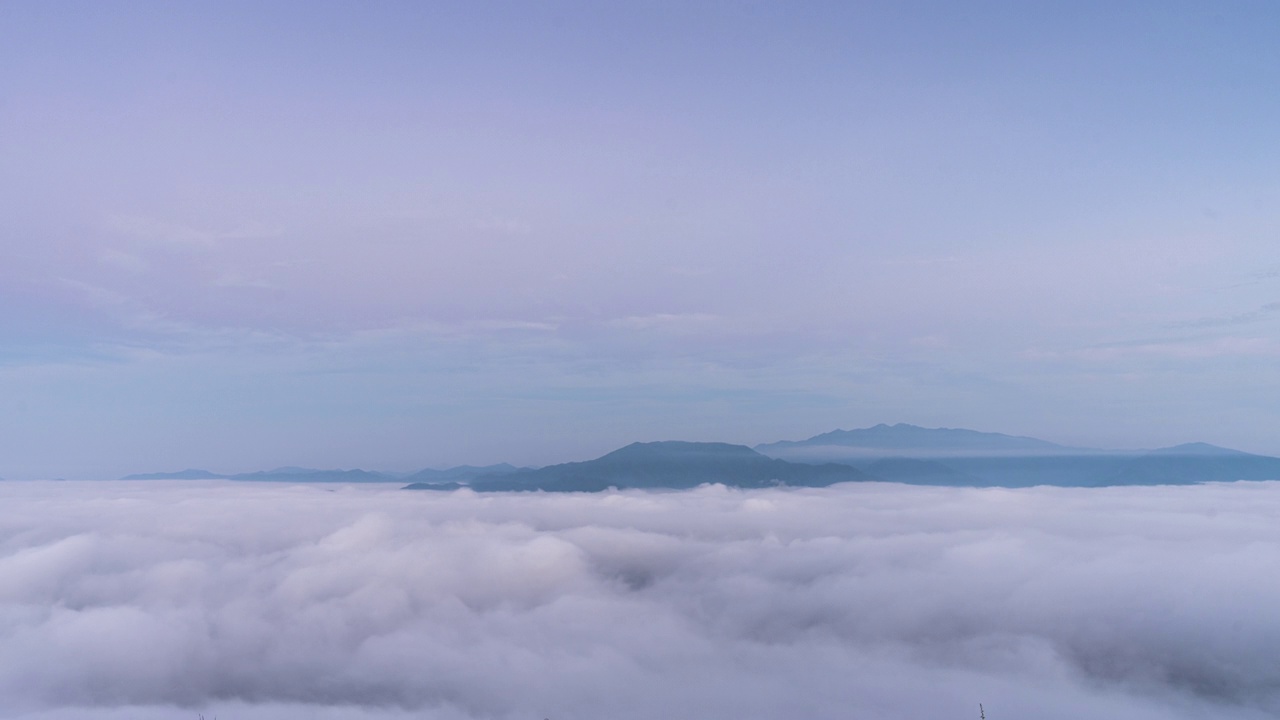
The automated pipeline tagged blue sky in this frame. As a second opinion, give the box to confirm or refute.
[2,1,1279,478]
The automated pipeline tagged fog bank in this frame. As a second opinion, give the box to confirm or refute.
[1,480,1278,720]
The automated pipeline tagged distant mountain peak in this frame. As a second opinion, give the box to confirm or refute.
[600,441,762,461]
[400,463,522,485]
[409,440,873,492]
[1149,442,1250,457]
[758,423,1072,457]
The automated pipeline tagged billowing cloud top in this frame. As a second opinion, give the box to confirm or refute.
[1,480,1278,720]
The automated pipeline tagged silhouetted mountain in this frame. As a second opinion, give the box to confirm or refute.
[121,469,229,480]
[401,463,521,485]
[407,441,875,492]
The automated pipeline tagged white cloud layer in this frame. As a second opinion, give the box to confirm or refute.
[1,481,1279,720]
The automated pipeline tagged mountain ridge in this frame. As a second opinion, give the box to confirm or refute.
[757,423,1080,456]
[119,425,1280,490]
[406,441,875,493]
[756,425,1280,487]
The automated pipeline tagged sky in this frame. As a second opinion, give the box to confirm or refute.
[2,1,1280,478]
[3,480,1280,720]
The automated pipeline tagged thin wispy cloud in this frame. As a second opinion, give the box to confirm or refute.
[1172,301,1280,329]
[3,2,1280,473]
[606,313,721,332]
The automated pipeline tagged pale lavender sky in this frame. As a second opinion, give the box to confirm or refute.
[2,1,1279,478]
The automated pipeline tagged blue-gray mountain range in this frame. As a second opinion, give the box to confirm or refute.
[121,424,1280,491]
[754,424,1280,488]
[405,442,873,492]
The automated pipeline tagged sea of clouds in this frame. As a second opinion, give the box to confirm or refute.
[1,480,1279,720]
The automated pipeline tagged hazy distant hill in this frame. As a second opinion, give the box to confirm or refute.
[406,441,874,492]
[1104,444,1280,485]
[758,423,1076,458]
[758,425,1280,487]
[230,467,400,483]
[400,463,521,486]
[121,469,229,480]
[125,430,1280,491]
